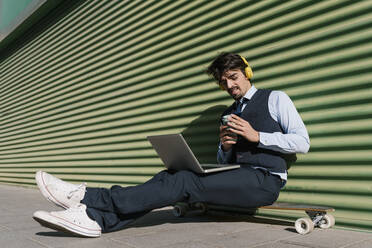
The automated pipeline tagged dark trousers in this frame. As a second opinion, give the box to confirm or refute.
[81,166,282,233]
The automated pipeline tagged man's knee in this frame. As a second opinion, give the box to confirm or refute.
[175,170,205,193]
[174,170,198,180]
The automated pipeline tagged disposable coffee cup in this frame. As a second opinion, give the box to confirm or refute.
[221,114,237,141]
[221,114,231,126]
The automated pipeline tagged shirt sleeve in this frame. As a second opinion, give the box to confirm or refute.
[257,91,310,154]
[217,143,233,163]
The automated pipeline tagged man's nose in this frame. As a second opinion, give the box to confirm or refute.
[226,80,234,88]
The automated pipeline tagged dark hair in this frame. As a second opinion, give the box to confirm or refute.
[206,52,247,83]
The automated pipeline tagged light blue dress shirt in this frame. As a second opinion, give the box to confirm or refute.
[217,85,310,181]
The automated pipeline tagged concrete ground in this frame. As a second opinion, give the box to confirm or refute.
[0,184,371,248]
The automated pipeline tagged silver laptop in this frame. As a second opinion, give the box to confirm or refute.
[147,134,240,174]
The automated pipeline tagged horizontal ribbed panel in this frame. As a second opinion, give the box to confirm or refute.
[1,0,372,231]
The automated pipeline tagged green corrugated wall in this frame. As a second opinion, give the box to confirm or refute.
[1,0,372,231]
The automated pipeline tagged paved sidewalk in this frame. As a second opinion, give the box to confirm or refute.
[0,184,371,248]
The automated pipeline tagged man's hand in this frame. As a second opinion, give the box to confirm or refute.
[227,114,260,143]
[219,125,237,151]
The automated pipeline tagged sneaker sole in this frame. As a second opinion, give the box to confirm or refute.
[35,171,69,209]
[33,215,101,238]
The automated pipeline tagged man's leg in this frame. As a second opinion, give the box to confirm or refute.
[81,169,204,232]
[82,167,282,232]
[197,166,282,207]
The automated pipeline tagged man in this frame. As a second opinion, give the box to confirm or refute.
[33,52,309,237]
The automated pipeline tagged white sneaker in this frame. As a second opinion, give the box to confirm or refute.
[35,171,86,209]
[33,204,101,238]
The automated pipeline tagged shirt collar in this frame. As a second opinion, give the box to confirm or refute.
[239,84,257,103]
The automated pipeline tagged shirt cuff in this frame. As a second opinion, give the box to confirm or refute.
[217,143,233,164]
[258,132,271,148]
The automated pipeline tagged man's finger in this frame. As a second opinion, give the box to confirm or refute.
[224,140,237,145]
[230,114,246,125]
[223,135,237,143]
[230,114,243,121]
[231,130,243,136]
[220,130,230,138]
[228,121,244,131]
[228,128,242,136]
[220,125,228,131]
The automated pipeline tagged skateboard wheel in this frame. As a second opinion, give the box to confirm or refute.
[173,205,187,217]
[319,214,335,229]
[295,217,314,235]
[194,202,208,213]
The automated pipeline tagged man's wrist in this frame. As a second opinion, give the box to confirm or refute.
[254,131,260,143]
[222,144,232,152]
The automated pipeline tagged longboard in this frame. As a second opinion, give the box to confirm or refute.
[173,202,335,235]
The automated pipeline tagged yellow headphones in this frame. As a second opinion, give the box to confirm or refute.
[240,55,253,79]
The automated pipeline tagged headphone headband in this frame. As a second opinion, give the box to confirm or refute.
[240,56,249,66]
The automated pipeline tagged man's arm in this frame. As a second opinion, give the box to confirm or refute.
[217,123,236,163]
[218,90,309,162]
[258,91,310,154]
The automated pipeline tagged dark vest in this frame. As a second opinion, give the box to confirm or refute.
[221,89,295,173]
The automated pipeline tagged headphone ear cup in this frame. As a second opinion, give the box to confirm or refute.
[240,55,253,79]
[245,66,253,79]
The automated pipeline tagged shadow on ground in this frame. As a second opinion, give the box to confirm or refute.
[35,208,294,237]
[128,208,293,229]
[35,231,79,238]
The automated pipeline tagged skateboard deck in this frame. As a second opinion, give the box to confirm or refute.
[173,202,335,235]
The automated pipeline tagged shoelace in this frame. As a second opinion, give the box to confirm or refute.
[70,203,85,211]
[67,183,87,199]
[56,204,86,216]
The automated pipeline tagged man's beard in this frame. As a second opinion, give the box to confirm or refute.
[228,86,242,100]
